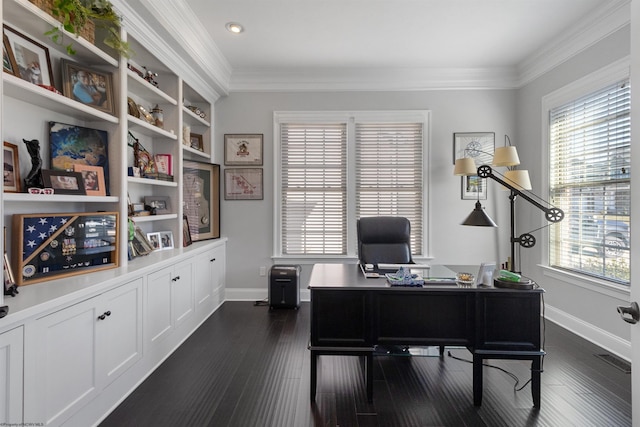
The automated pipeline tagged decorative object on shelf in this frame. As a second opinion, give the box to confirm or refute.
[224,134,263,166]
[146,232,160,250]
[144,196,170,215]
[60,59,115,115]
[12,211,119,286]
[4,227,18,297]
[127,60,144,78]
[129,224,153,258]
[224,168,263,200]
[73,164,106,196]
[32,0,132,57]
[154,154,172,175]
[186,105,206,119]
[151,104,164,128]
[127,97,140,118]
[182,215,192,247]
[461,175,486,200]
[189,133,204,151]
[3,33,20,77]
[23,138,44,191]
[182,125,191,146]
[42,169,86,195]
[3,141,21,193]
[49,121,110,194]
[137,104,155,125]
[159,231,174,250]
[142,66,158,87]
[4,25,54,87]
[183,160,220,242]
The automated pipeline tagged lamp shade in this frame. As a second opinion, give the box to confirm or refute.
[462,201,498,227]
[503,169,532,191]
[453,157,477,176]
[492,146,520,167]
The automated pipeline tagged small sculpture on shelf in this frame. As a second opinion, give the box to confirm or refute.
[23,138,43,190]
[143,66,159,87]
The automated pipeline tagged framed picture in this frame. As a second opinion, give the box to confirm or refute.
[182,215,192,247]
[42,170,86,195]
[453,132,495,166]
[461,175,487,200]
[224,134,263,165]
[73,164,106,196]
[3,141,21,193]
[189,133,204,151]
[3,33,20,77]
[183,160,220,242]
[224,168,263,200]
[60,59,115,115]
[146,232,161,250]
[159,231,174,250]
[50,121,110,194]
[12,211,119,286]
[144,196,170,215]
[130,226,154,257]
[4,25,53,86]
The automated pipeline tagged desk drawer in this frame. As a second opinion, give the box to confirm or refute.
[311,290,371,347]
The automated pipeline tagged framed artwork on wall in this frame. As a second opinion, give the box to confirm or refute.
[453,132,495,166]
[224,134,263,165]
[461,175,487,200]
[224,168,263,200]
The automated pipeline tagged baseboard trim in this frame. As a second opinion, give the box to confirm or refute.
[225,288,311,303]
[544,304,631,362]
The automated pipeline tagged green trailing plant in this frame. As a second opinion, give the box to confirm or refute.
[44,0,132,58]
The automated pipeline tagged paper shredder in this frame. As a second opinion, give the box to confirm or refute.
[269,265,301,309]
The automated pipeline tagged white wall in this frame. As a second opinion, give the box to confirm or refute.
[215,90,516,298]
[515,25,631,356]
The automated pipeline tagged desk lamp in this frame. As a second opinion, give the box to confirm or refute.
[453,136,564,273]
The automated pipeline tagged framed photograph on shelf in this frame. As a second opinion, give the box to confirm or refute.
[3,141,20,193]
[3,33,20,77]
[144,196,170,215]
[182,215,192,247]
[159,231,174,250]
[453,132,495,166]
[224,134,263,165]
[189,133,204,151]
[73,164,106,196]
[461,175,486,200]
[60,59,115,115]
[183,160,220,242]
[224,168,263,200]
[50,121,110,194]
[146,232,161,250]
[4,25,53,86]
[42,170,86,195]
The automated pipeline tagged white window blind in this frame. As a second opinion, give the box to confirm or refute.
[355,122,423,255]
[280,123,347,255]
[549,79,630,284]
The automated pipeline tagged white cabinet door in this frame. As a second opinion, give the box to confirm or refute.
[25,279,142,426]
[0,326,23,424]
[146,266,173,344]
[194,246,225,314]
[172,261,194,327]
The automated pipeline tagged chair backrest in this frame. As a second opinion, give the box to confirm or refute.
[357,216,413,265]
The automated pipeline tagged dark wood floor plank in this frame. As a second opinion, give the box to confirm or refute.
[100,301,631,427]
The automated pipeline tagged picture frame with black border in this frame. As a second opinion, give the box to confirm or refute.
[144,196,170,215]
[182,215,192,247]
[189,133,204,151]
[60,59,115,115]
[3,141,20,193]
[461,175,486,200]
[41,170,86,195]
[224,168,263,200]
[224,134,263,165]
[453,132,495,166]
[4,25,54,87]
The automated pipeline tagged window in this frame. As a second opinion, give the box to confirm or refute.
[275,111,429,257]
[548,78,630,284]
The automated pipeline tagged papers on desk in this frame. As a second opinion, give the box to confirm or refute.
[377,263,430,271]
[360,264,380,278]
[360,263,431,279]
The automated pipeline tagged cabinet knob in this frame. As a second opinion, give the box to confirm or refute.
[97,311,111,320]
[172,276,180,281]
[210,258,216,262]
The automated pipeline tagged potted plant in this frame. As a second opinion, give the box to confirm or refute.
[39,0,132,57]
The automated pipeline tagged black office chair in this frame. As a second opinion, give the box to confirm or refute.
[357,216,413,265]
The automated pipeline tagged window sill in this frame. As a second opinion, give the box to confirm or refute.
[539,265,630,299]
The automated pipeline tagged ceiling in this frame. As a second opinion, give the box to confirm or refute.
[133,0,628,95]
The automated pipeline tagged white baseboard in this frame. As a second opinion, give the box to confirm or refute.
[544,304,631,362]
[224,287,311,302]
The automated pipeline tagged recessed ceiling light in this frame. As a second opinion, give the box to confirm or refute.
[226,22,244,34]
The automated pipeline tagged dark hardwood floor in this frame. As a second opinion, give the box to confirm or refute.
[100,301,632,427]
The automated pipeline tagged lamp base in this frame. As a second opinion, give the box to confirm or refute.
[493,277,535,290]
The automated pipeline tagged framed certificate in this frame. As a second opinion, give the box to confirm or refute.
[224,134,263,165]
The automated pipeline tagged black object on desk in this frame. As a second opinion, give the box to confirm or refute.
[308,263,544,407]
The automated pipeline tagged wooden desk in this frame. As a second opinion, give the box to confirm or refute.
[308,263,544,407]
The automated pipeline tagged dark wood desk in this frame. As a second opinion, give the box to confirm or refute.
[308,263,544,407]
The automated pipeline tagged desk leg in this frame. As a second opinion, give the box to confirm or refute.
[473,354,483,406]
[366,353,373,403]
[532,356,541,408]
[310,351,317,401]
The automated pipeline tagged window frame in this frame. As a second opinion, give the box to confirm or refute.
[541,58,630,288]
[273,110,431,261]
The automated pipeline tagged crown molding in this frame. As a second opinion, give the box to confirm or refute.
[516,0,630,87]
